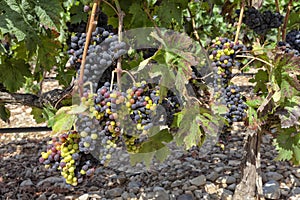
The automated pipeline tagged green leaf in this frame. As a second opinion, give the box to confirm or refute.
[43,106,57,127]
[147,0,157,7]
[148,128,173,142]
[128,2,152,28]
[246,99,262,108]
[0,0,34,41]
[130,151,154,168]
[156,0,188,28]
[211,103,228,115]
[154,146,171,163]
[31,107,46,123]
[0,104,10,123]
[0,58,31,92]
[293,146,300,165]
[275,148,293,162]
[69,3,88,24]
[175,104,205,149]
[52,106,76,133]
[273,127,300,164]
[249,69,268,94]
[183,116,203,150]
[36,35,61,71]
[68,104,88,114]
[35,0,63,31]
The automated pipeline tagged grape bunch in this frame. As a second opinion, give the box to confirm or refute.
[277,30,300,57]
[67,21,87,35]
[121,81,180,152]
[208,37,248,143]
[286,30,300,52]
[39,131,97,186]
[242,7,284,35]
[92,82,126,164]
[222,85,247,124]
[277,41,300,57]
[209,37,246,91]
[68,27,113,69]
[72,32,128,93]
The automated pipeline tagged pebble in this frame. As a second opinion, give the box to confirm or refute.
[219,188,233,200]
[216,176,236,184]
[106,187,123,198]
[265,171,284,181]
[20,179,33,187]
[228,160,241,166]
[206,172,219,182]
[205,182,218,194]
[189,175,206,186]
[3,117,300,200]
[227,183,236,191]
[36,194,47,200]
[171,180,183,188]
[154,189,169,200]
[37,177,64,187]
[214,166,224,173]
[78,194,89,200]
[263,180,281,199]
[177,193,194,200]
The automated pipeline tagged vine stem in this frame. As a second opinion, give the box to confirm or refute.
[186,5,211,76]
[144,3,163,39]
[114,0,124,89]
[234,0,245,43]
[282,0,293,41]
[103,0,118,15]
[275,0,281,41]
[78,2,99,97]
[236,55,274,68]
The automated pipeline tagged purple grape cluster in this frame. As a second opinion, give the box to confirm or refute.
[242,7,284,35]
[277,30,300,57]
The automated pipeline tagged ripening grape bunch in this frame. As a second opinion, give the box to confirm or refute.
[242,7,284,35]
[208,37,248,142]
[39,131,97,186]
[208,37,246,91]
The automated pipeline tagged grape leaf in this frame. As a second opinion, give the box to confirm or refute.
[154,146,171,163]
[34,0,63,31]
[52,106,76,133]
[31,107,46,124]
[0,0,34,41]
[156,0,188,27]
[128,2,152,28]
[130,151,154,168]
[293,146,300,165]
[280,72,297,99]
[36,35,61,71]
[175,105,204,149]
[274,127,300,164]
[129,129,172,168]
[43,106,57,127]
[183,116,203,150]
[69,3,88,24]
[249,69,268,94]
[0,58,31,92]
[0,104,10,123]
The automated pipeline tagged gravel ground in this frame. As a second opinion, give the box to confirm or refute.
[1,76,300,200]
